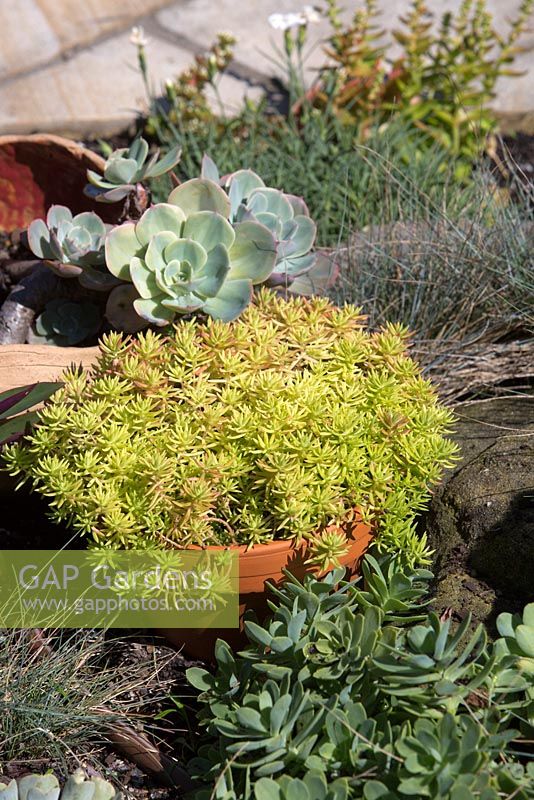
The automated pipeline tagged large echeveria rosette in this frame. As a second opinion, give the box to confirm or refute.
[104,178,277,324]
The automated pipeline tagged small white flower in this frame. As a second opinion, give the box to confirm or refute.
[268,12,306,31]
[302,5,321,24]
[130,26,149,47]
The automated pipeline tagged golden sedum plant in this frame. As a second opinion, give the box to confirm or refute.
[2,290,457,567]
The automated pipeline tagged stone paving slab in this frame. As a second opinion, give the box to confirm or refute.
[155,0,351,82]
[0,0,173,81]
[0,0,532,136]
[0,30,257,137]
[36,0,173,51]
[0,0,60,80]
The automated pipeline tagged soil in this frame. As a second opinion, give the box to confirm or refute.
[0,231,34,302]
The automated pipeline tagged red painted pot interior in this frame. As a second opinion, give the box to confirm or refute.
[0,134,121,231]
[161,515,373,660]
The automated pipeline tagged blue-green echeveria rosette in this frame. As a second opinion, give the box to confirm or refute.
[86,137,182,202]
[201,155,338,294]
[104,178,277,324]
[27,204,119,291]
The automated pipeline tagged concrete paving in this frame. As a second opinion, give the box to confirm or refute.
[0,0,532,136]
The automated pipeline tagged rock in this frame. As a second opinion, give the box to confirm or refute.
[0,343,100,394]
[425,396,534,630]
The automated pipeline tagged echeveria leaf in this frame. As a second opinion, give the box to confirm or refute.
[523,604,534,628]
[277,215,316,259]
[105,222,143,280]
[0,779,17,800]
[200,154,220,183]
[248,188,293,223]
[183,211,235,252]
[93,185,134,203]
[285,194,310,217]
[164,238,207,272]
[496,612,515,639]
[64,227,92,257]
[145,231,178,272]
[516,625,534,657]
[254,211,282,236]
[254,778,281,800]
[192,244,230,297]
[228,221,277,283]
[161,292,205,312]
[18,773,60,800]
[168,178,231,218]
[227,170,265,218]
[144,144,182,178]
[86,168,111,188]
[129,137,149,169]
[287,252,339,295]
[135,203,186,245]
[133,297,176,326]
[72,211,107,237]
[130,256,161,299]
[46,205,73,229]
[27,218,55,260]
[104,156,139,185]
[202,279,253,321]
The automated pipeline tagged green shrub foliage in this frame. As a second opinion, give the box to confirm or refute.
[2,292,456,564]
[295,0,534,169]
[186,555,534,799]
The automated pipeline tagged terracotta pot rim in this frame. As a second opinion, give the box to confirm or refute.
[183,514,367,559]
[0,133,105,164]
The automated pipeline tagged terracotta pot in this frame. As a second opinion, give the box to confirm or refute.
[160,514,373,660]
[0,133,121,231]
[0,344,100,395]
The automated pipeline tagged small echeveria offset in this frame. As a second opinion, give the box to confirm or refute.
[86,137,181,202]
[201,154,338,295]
[105,177,277,324]
[27,204,118,291]
[30,299,101,346]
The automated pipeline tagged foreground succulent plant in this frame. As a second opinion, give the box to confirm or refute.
[105,178,277,323]
[27,205,117,291]
[86,137,181,202]
[186,556,534,800]
[201,155,337,294]
[0,769,116,799]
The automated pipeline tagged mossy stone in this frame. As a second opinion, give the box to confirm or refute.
[425,396,534,631]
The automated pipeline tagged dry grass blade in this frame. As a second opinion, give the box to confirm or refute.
[414,338,534,402]
[0,628,180,772]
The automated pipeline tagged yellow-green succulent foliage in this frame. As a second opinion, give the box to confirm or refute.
[2,291,457,565]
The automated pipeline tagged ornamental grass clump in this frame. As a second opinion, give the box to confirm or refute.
[2,291,457,566]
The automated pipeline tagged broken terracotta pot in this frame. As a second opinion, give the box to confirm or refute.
[0,133,121,231]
